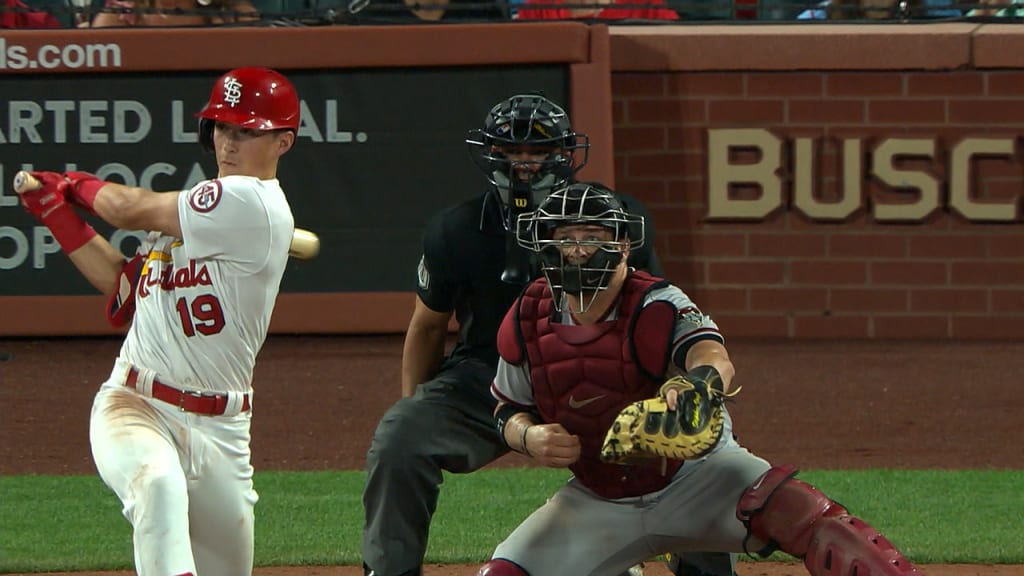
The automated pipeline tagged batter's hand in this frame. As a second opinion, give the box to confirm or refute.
[15,171,98,254]
[18,172,71,220]
[524,423,581,468]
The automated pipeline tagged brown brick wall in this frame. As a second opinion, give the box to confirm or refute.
[612,70,1024,340]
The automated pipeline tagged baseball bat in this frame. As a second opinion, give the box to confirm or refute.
[12,170,319,260]
[288,228,320,260]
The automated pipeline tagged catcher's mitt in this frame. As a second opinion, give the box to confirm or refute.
[600,368,737,464]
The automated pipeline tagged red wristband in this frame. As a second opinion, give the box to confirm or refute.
[42,202,98,253]
[72,178,106,212]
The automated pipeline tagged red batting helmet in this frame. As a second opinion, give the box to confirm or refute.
[195,67,300,152]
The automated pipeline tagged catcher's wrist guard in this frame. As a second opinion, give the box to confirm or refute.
[495,404,537,452]
[659,365,722,397]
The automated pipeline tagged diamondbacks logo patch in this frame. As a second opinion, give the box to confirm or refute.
[677,306,705,330]
[417,255,430,290]
[189,180,222,213]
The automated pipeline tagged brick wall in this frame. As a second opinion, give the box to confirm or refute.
[611,69,1024,339]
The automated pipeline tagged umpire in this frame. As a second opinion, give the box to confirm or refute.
[360,94,733,576]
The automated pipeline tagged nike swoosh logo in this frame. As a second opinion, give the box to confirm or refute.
[568,394,606,409]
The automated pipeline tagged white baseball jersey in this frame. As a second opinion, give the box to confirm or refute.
[119,175,294,394]
[492,284,722,406]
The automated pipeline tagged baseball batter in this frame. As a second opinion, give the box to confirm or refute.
[15,67,300,576]
[478,182,924,576]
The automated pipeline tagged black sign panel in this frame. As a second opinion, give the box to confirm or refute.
[0,66,568,295]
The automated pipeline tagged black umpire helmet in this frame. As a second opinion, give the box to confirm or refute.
[466,93,591,210]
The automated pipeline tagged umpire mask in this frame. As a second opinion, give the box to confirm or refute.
[467,93,590,227]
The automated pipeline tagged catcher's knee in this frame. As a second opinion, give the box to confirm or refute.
[736,464,920,575]
[477,558,529,576]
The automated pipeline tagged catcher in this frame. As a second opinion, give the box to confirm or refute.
[478,182,923,576]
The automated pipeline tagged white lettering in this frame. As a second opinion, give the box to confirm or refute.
[33,226,62,268]
[46,101,76,144]
[949,138,1018,222]
[707,128,782,220]
[1,100,153,144]
[0,226,30,270]
[873,139,940,222]
[326,100,353,143]
[80,100,108,144]
[62,44,87,69]
[9,101,44,144]
[114,101,150,144]
[172,101,198,143]
[792,136,862,221]
[0,39,122,71]
[38,45,61,69]
[0,165,17,207]
[139,163,176,189]
[181,163,210,189]
[297,100,323,143]
[706,129,1023,223]
[296,100,367,144]
[0,227,146,271]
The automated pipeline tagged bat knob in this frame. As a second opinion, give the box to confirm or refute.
[13,171,27,194]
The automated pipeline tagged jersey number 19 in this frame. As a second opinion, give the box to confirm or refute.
[175,294,226,337]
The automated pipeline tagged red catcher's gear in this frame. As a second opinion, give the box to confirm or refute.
[736,465,923,576]
[476,559,530,576]
[497,270,679,499]
[195,67,300,131]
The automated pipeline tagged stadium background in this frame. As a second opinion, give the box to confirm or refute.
[1,21,1022,576]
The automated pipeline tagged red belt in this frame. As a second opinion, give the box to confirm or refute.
[125,368,250,416]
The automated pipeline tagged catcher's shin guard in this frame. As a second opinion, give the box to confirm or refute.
[477,559,530,576]
[736,465,921,576]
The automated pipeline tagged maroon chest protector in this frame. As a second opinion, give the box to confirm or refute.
[497,270,683,499]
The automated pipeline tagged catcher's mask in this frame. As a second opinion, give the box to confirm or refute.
[195,67,301,154]
[516,182,644,312]
[466,93,590,222]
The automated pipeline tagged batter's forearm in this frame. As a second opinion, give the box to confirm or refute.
[67,236,133,297]
[92,183,182,239]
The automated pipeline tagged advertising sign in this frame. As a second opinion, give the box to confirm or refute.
[0,66,569,295]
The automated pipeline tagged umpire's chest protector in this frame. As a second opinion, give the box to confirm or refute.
[498,271,683,498]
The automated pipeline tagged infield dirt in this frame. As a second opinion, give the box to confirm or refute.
[2,336,1019,576]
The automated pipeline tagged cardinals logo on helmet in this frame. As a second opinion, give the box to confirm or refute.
[223,77,243,108]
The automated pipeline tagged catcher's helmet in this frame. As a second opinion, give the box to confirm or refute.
[195,67,300,153]
[516,181,644,311]
[467,94,590,210]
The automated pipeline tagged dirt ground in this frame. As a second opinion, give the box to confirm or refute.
[1,335,1021,576]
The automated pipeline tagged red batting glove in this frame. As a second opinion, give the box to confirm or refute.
[19,172,70,219]
[20,172,97,254]
[63,171,106,214]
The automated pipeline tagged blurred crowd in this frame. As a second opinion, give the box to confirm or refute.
[1,0,1021,35]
